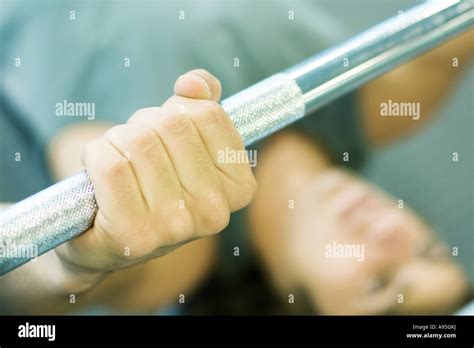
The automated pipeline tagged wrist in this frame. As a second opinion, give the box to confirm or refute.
[53,249,109,295]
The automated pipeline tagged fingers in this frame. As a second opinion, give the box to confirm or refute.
[76,69,256,272]
[163,96,257,211]
[75,138,151,269]
[103,120,183,213]
[128,105,231,236]
[174,69,222,101]
[82,138,146,227]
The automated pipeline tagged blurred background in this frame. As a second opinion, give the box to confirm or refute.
[0,0,472,315]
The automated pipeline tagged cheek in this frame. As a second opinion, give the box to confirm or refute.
[393,209,431,245]
[294,206,349,245]
[318,256,367,286]
[309,261,367,314]
[288,206,371,312]
[290,209,366,275]
[289,214,329,256]
[400,261,469,313]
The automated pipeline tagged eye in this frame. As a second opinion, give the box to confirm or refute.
[418,240,449,261]
[365,277,389,294]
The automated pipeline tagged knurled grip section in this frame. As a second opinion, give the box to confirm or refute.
[0,73,304,275]
[0,170,97,274]
[223,73,305,146]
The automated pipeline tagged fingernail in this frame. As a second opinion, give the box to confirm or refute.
[191,73,212,98]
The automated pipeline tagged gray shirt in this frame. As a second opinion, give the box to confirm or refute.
[1,0,471,288]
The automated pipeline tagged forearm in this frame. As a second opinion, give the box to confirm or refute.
[0,69,242,315]
[0,123,111,314]
[0,249,107,314]
[360,29,474,146]
[250,131,331,211]
[41,122,217,313]
[248,131,331,291]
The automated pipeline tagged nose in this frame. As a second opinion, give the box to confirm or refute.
[365,210,413,264]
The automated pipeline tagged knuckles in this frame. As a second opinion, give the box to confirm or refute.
[229,172,258,212]
[153,205,195,247]
[195,189,231,236]
[101,156,130,183]
[84,139,130,181]
[82,92,250,262]
[239,173,258,207]
[104,124,158,153]
[105,210,192,260]
[126,127,158,152]
[128,107,162,124]
[194,101,227,125]
[157,112,195,138]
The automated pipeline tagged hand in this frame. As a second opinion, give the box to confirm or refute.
[55,69,257,284]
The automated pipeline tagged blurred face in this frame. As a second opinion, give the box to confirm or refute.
[286,169,468,315]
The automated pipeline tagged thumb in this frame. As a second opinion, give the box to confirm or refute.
[173,69,222,102]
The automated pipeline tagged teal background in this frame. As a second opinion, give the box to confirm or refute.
[0,0,472,285]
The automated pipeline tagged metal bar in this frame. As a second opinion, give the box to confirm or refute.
[287,0,474,114]
[0,0,472,275]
